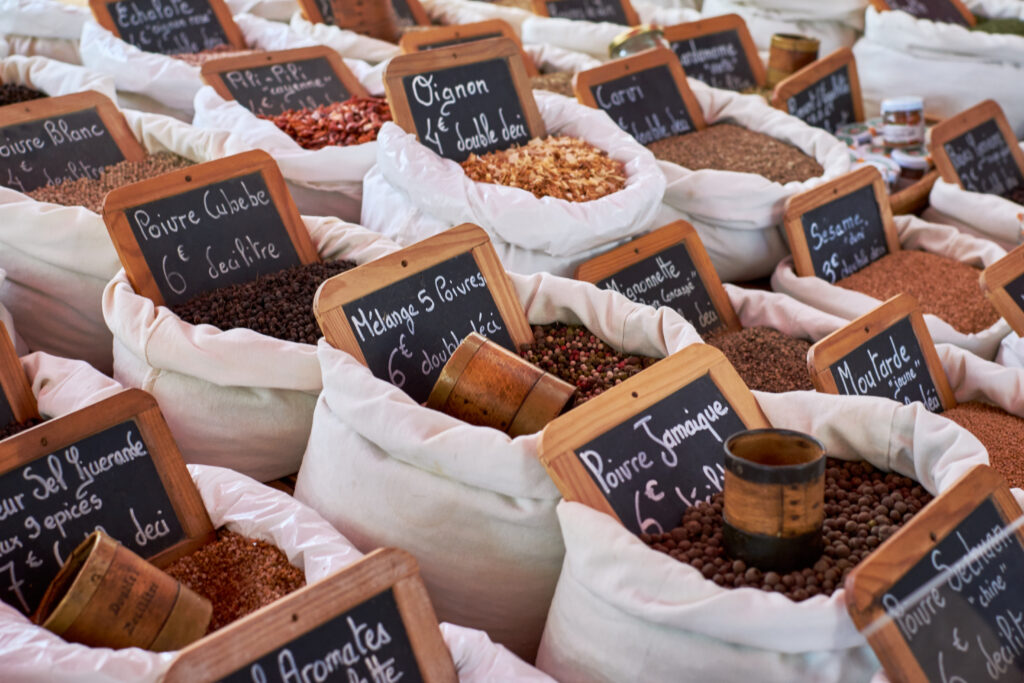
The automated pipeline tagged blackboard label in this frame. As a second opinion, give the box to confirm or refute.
[218,588,424,683]
[943,118,1024,198]
[589,64,695,145]
[212,57,353,117]
[800,178,888,283]
[670,31,756,92]
[786,66,855,134]
[418,32,503,51]
[0,419,186,615]
[391,0,419,28]
[545,0,629,24]
[312,0,334,23]
[102,0,232,55]
[882,0,971,26]
[1003,271,1024,316]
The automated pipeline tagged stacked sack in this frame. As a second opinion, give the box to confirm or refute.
[701,0,866,55]
[0,0,88,63]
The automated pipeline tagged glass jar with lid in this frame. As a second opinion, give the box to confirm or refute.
[881,96,925,148]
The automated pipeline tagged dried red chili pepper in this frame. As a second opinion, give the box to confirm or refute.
[260,96,393,151]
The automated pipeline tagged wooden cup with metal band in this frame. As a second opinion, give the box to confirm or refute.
[426,332,577,437]
[721,428,826,573]
[33,531,212,652]
[766,33,820,88]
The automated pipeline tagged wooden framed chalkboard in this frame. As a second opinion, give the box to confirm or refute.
[102,149,320,308]
[771,47,864,134]
[392,0,431,28]
[297,0,430,29]
[539,343,769,536]
[384,38,545,163]
[0,91,146,194]
[661,14,765,92]
[0,321,38,429]
[846,465,1024,683]
[398,20,539,77]
[531,0,640,26]
[574,220,740,337]
[807,293,956,413]
[784,166,900,283]
[89,0,246,55]
[200,46,369,118]
[573,47,705,145]
[164,548,456,682]
[314,223,533,404]
[980,243,1024,337]
[0,389,214,616]
[930,99,1024,199]
[868,0,975,27]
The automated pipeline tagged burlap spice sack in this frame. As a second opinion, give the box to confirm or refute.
[0,104,234,374]
[361,91,666,278]
[654,79,850,281]
[771,215,1012,359]
[924,160,1024,251]
[296,271,703,660]
[853,4,1024,135]
[535,390,987,683]
[701,0,865,55]
[103,217,399,482]
[0,0,89,64]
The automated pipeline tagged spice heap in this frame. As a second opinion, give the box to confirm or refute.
[518,323,658,403]
[165,528,306,633]
[461,135,626,202]
[0,83,46,106]
[643,458,932,601]
[942,401,1024,488]
[1003,185,1024,206]
[0,417,42,441]
[260,96,392,150]
[170,45,261,67]
[647,123,824,185]
[171,260,356,344]
[530,72,574,98]
[704,326,813,393]
[836,250,999,334]
[971,16,1024,36]
[26,152,194,212]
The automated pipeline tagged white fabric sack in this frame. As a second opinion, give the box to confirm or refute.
[0,0,89,64]
[536,389,987,683]
[723,283,849,341]
[0,107,234,374]
[702,0,863,56]
[224,0,298,22]
[853,7,1024,137]
[924,168,1024,252]
[296,270,704,660]
[361,91,666,277]
[997,331,1024,368]
[0,270,27,356]
[103,217,399,482]
[289,12,401,63]
[771,214,1012,359]
[939,341,1024,416]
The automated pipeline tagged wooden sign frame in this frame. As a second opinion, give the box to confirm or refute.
[384,37,546,145]
[845,465,1023,683]
[0,388,215,568]
[539,343,769,522]
[770,47,864,123]
[200,45,369,107]
[398,20,539,76]
[89,0,247,50]
[0,322,38,425]
[0,90,145,165]
[661,13,766,89]
[102,149,320,307]
[868,0,975,26]
[164,548,456,682]
[314,223,534,363]
[531,0,640,26]
[929,99,1024,189]
[981,243,1024,337]
[574,220,741,333]
[298,0,430,27]
[784,165,901,279]
[807,293,957,411]
[572,47,707,132]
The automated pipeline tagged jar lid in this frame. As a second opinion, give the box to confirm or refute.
[609,25,663,57]
[891,147,931,170]
[881,96,924,113]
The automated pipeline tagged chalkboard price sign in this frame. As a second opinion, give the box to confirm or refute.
[89,0,245,55]
[384,38,545,163]
[0,389,214,616]
[772,48,863,134]
[575,221,740,337]
[540,344,769,536]
[102,150,321,307]
[869,0,974,27]
[391,0,430,28]
[574,48,705,145]
[784,166,900,283]
[846,465,1024,683]
[314,224,534,404]
[201,47,368,117]
[0,321,39,430]
[532,0,639,25]
[662,15,765,92]
[398,20,537,78]
[0,91,146,194]
[980,243,1024,337]
[164,548,458,683]
[931,100,1024,200]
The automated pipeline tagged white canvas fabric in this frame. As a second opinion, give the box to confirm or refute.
[0,107,234,374]
[295,270,703,661]
[925,166,1024,251]
[771,215,1012,359]
[0,0,89,63]
[360,91,666,277]
[0,270,26,355]
[536,389,988,683]
[224,0,298,21]
[723,283,849,341]
[997,332,1024,369]
[702,0,864,55]
[288,11,401,63]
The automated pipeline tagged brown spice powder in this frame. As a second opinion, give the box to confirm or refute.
[530,72,574,98]
[942,401,1024,488]
[836,250,999,334]
[704,326,813,393]
[170,45,261,67]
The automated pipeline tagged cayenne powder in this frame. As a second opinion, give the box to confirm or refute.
[260,96,392,150]
[942,401,1024,488]
[704,326,813,393]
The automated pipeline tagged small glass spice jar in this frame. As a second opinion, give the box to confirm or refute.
[609,25,667,59]
[881,96,925,148]
[891,146,932,190]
